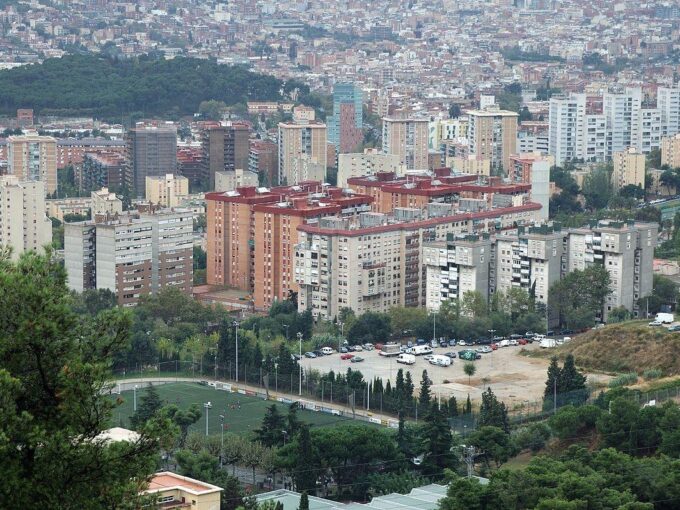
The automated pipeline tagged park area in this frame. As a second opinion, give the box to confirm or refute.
[112,382,358,435]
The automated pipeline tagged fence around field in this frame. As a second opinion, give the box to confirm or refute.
[111,361,680,434]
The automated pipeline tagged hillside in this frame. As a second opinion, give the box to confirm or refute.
[0,54,283,118]
[535,321,680,375]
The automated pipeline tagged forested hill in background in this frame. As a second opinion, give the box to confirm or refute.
[0,54,287,119]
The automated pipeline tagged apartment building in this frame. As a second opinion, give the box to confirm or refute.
[200,122,251,189]
[382,117,429,171]
[215,169,259,192]
[7,134,58,195]
[517,122,549,155]
[346,169,532,215]
[661,133,680,168]
[548,94,586,165]
[143,472,222,510]
[295,202,543,319]
[423,233,492,311]
[447,155,491,176]
[337,151,403,187]
[126,125,178,196]
[328,83,363,153]
[429,118,468,150]
[56,137,125,169]
[603,88,642,158]
[46,196,91,221]
[466,107,518,172]
[81,152,130,191]
[248,140,278,186]
[0,176,52,259]
[278,120,328,185]
[177,146,203,189]
[509,154,550,220]
[658,87,680,137]
[424,221,657,323]
[612,148,645,191]
[91,187,123,216]
[145,174,189,207]
[205,183,373,308]
[64,208,193,305]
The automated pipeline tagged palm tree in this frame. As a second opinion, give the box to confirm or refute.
[157,337,176,362]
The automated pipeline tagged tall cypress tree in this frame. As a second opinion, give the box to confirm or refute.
[478,388,509,433]
[293,424,317,493]
[299,491,309,510]
[419,370,432,410]
[448,396,458,417]
[559,354,587,405]
[421,403,457,476]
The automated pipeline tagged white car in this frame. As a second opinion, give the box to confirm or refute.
[423,354,435,361]
[458,340,466,346]
[649,320,663,327]
[509,339,519,346]
[353,345,364,351]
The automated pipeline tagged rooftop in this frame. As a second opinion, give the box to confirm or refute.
[145,472,223,496]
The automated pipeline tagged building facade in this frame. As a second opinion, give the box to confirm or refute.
[328,83,363,153]
[126,125,178,196]
[382,117,429,171]
[337,151,403,187]
[466,107,518,173]
[661,134,680,169]
[612,148,646,191]
[145,174,190,207]
[7,134,58,195]
[278,120,328,185]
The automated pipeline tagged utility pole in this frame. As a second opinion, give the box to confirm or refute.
[297,332,303,396]
[204,402,212,436]
[463,446,476,478]
[553,377,557,414]
[219,414,225,467]
[432,310,438,345]
[233,321,240,382]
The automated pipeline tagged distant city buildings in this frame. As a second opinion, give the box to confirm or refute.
[145,174,190,208]
[381,117,429,171]
[661,134,680,169]
[215,169,259,192]
[612,148,645,191]
[200,121,251,190]
[277,111,327,185]
[337,151,403,187]
[466,107,518,173]
[327,83,363,153]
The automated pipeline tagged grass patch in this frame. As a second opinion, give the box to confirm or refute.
[111,382,364,435]
[643,369,664,380]
[609,373,639,388]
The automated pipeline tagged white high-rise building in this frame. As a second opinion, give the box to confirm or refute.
[658,87,680,137]
[548,94,586,165]
[603,88,642,158]
[636,108,662,154]
[0,176,52,260]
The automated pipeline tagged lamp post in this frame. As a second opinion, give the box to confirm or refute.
[133,384,138,411]
[204,401,212,436]
[432,310,438,345]
[297,332,303,396]
[337,321,344,352]
[219,414,225,467]
[233,321,239,382]
[283,324,289,340]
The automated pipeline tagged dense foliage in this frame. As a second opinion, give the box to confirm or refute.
[0,54,283,118]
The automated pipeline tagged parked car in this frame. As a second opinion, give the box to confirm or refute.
[430,355,452,367]
[464,339,475,346]
[363,343,375,351]
[416,338,427,345]
[353,345,364,351]
[444,352,457,359]
[546,330,555,337]
[560,329,574,335]
[292,354,302,360]
[313,350,324,357]
[518,338,529,345]
[668,325,680,332]
[479,346,492,353]
[396,353,416,365]
[340,353,354,360]
[458,340,466,346]
[449,339,457,346]
[508,339,519,346]
[423,354,435,361]
[407,341,414,348]
[321,347,335,355]
[649,320,663,327]
[439,340,448,348]
[475,347,485,353]
[304,352,317,358]
[525,332,536,338]
[350,356,365,363]
[340,347,348,353]
[375,343,384,350]
[499,339,510,348]
[509,334,522,340]
[475,353,482,359]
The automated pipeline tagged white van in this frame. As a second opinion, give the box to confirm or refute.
[396,353,416,365]
[410,345,433,356]
[429,355,452,367]
[499,339,510,348]
[321,347,335,355]
[540,338,557,348]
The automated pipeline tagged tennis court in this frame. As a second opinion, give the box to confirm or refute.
[112,382,360,435]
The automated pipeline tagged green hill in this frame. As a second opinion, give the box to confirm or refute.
[0,54,283,118]
[538,321,680,375]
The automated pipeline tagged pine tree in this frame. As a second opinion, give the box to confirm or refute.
[478,388,509,433]
[544,356,561,409]
[255,404,286,447]
[293,424,317,493]
[419,369,432,411]
[465,394,472,415]
[559,354,587,405]
[421,403,457,476]
[448,396,458,417]
[130,383,163,430]
[287,402,301,436]
[404,371,415,412]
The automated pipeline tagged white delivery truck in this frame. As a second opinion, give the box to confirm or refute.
[379,343,401,357]
[396,353,416,365]
[656,313,674,324]
[429,355,452,367]
[540,338,557,348]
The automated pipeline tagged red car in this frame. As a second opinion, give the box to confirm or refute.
[340,353,354,360]
[375,343,384,350]
[491,343,498,350]
[518,338,529,345]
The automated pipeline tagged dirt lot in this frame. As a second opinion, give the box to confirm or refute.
[300,343,611,409]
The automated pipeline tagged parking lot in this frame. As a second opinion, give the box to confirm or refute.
[299,342,611,408]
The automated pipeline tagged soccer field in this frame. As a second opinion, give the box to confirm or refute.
[111,382,360,435]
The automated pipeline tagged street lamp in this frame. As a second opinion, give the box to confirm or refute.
[204,401,213,436]
[133,384,138,411]
[232,321,240,382]
[219,414,225,466]
[432,310,438,344]
[297,332,303,396]
[283,324,289,340]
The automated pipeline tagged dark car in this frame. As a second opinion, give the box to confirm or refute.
[561,329,574,335]
[416,338,427,345]
[340,346,348,353]
[475,353,482,359]
[476,337,492,345]
[292,354,301,361]
[350,356,365,363]
[449,339,457,346]
[347,345,357,352]
[304,352,316,358]
[464,339,475,346]
[546,330,555,337]
[314,350,324,357]
[439,340,448,347]
[444,352,457,358]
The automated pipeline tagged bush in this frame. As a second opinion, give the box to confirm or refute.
[643,369,663,380]
[513,422,552,452]
[608,373,638,388]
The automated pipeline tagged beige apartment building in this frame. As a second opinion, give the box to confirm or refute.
[143,472,222,510]
[382,117,429,170]
[215,169,259,192]
[447,155,491,176]
[661,134,680,168]
[612,148,645,191]
[0,176,52,260]
[46,196,91,221]
[337,151,403,187]
[91,188,123,217]
[467,107,518,173]
[278,120,327,185]
[145,174,189,207]
[7,134,58,195]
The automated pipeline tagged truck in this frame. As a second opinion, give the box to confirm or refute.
[655,313,674,324]
[396,353,416,365]
[540,338,557,348]
[429,355,452,367]
[409,345,433,356]
[379,343,401,357]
